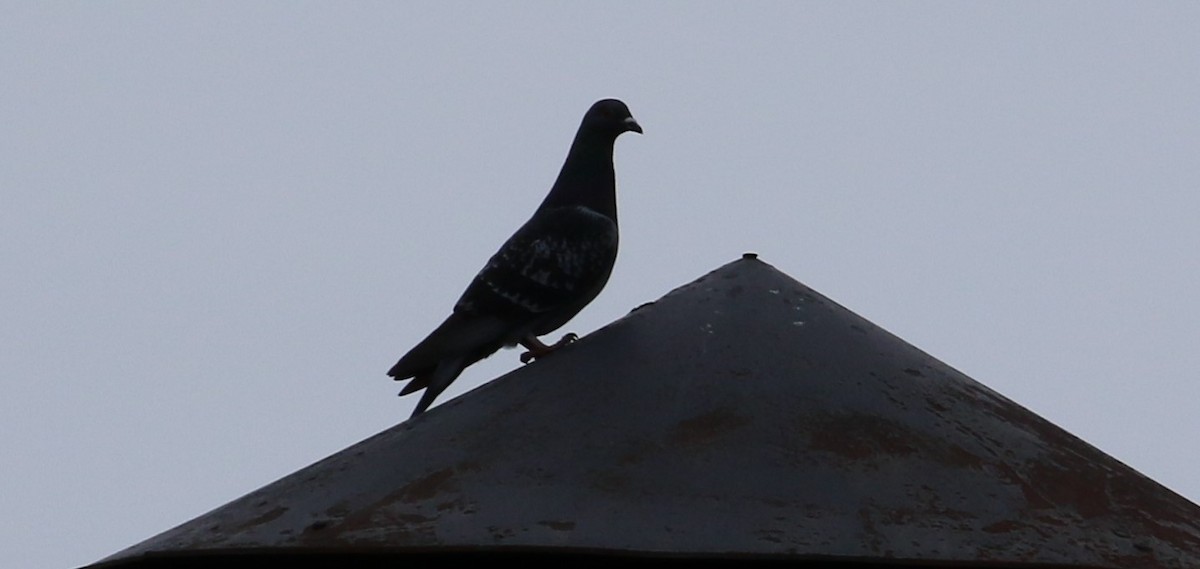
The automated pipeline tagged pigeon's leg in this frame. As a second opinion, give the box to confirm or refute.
[519,333,579,364]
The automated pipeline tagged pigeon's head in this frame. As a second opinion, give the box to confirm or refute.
[582,99,643,137]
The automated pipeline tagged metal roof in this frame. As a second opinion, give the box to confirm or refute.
[90,255,1200,568]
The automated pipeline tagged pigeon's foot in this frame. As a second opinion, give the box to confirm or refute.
[519,333,578,364]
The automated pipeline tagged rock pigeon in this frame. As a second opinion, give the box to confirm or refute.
[389,99,642,417]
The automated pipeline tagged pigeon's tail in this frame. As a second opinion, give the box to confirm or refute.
[389,313,506,378]
[407,357,466,418]
[390,312,512,417]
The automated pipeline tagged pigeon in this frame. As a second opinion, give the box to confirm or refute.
[389,99,642,417]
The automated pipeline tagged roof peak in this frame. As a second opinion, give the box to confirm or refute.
[95,255,1200,569]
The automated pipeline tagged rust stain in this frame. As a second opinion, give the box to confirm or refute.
[391,512,437,524]
[668,409,750,447]
[456,460,483,473]
[397,468,457,503]
[982,520,1023,534]
[756,528,784,544]
[807,413,986,473]
[616,439,660,466]
[294,463,480,546]
[591,472,629,492]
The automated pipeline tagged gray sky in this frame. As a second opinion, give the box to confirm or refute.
[3,3,1198,567]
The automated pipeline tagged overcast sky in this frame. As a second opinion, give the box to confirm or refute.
[3,3,1199,567]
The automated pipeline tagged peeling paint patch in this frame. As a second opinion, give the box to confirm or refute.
[236,506,288,531]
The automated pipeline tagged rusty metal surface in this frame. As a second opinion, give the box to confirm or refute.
[94,255,1200,568]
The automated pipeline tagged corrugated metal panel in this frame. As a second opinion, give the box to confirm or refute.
[90,255,1200,568]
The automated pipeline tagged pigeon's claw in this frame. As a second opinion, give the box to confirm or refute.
[519,333,579,364]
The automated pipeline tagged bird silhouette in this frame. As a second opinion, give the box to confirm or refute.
[389,99,642,417]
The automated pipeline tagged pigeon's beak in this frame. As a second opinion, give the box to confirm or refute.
[623,117,643,134]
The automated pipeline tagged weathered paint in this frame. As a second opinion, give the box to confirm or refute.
[90,256,1200,568]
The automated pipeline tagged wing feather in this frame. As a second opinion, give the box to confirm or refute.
[455,206,618,318]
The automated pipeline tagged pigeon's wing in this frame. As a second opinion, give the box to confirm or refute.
[455,205,618,322]
[390,205,616,403]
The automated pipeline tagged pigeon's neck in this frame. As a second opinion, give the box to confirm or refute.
[539,131,618,220]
